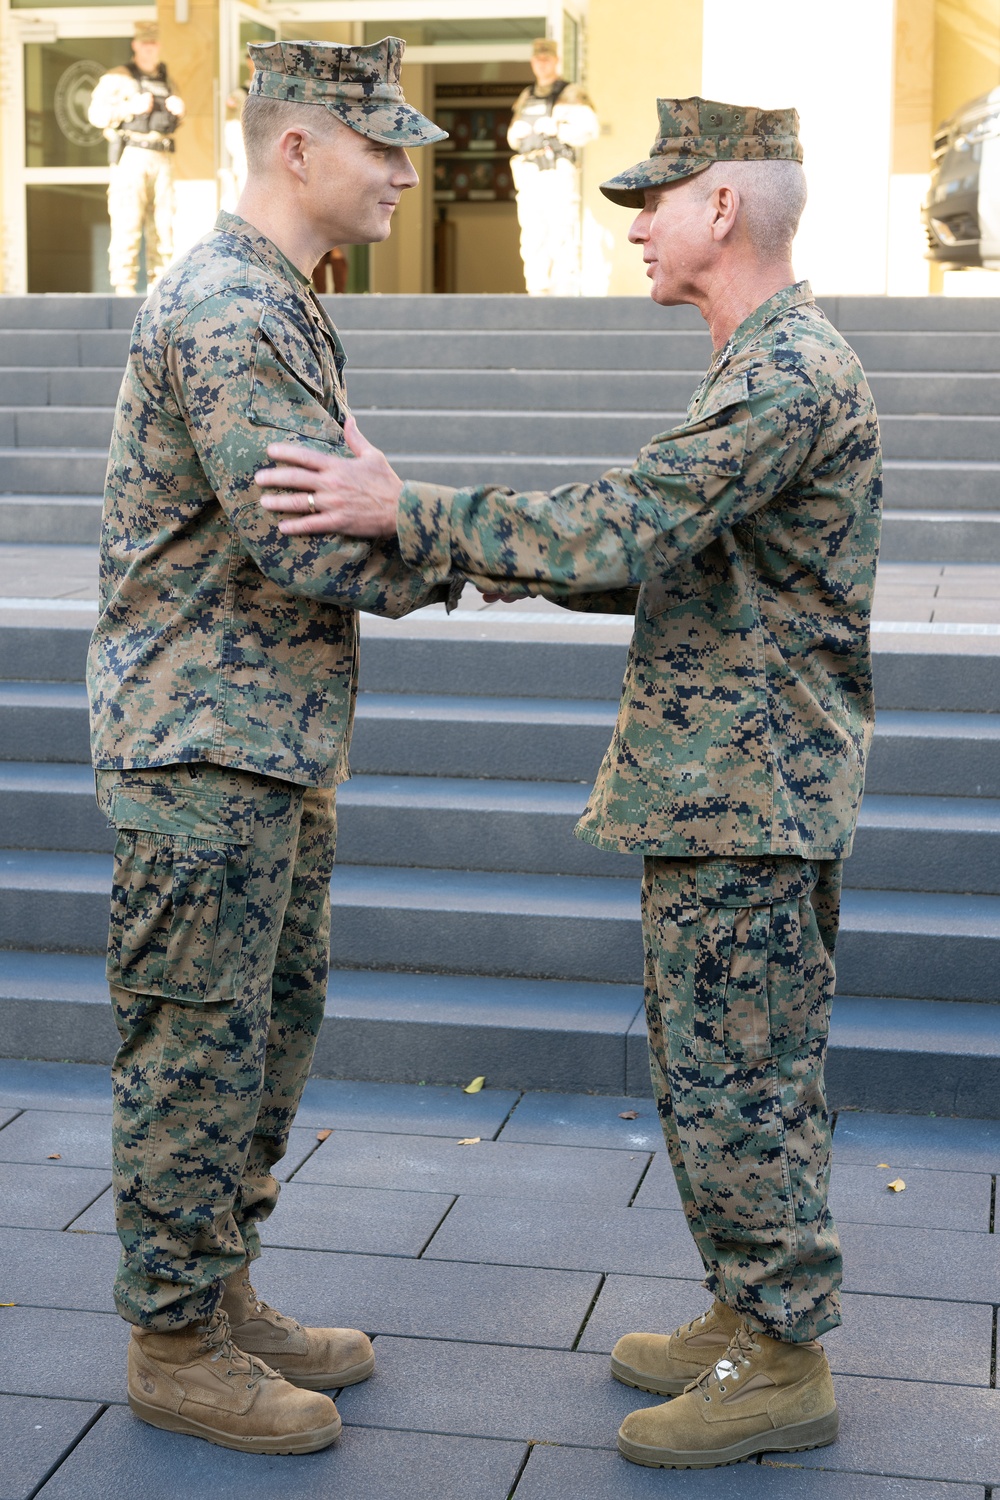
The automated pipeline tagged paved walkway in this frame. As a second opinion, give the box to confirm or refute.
[1,1058,998,1498]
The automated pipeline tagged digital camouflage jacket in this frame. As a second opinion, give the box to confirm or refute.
[89,212,446,787]
[397,282,882,857]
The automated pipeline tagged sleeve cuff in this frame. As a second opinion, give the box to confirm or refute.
[397,480,457,582]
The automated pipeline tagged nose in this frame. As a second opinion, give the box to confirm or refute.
[390,148,419,190]
[628,210,651,245]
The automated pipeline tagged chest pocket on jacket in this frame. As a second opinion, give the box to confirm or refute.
[249,309,345,442]
[637,373,750,484]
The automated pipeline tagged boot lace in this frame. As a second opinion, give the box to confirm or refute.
[239,1273,304,1333]
[200,1311,278,1390]
[690,1323,761,1402]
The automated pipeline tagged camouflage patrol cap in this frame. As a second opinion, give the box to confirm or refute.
[600,96,802,208]
[532,37,559,56]
[246,36,447,146]
[133,21,159,43]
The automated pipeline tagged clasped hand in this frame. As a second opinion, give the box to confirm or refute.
[256,414,402,537]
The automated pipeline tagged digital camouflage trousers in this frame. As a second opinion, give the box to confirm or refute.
[641,854,843,1343]
[96,763,336,1330]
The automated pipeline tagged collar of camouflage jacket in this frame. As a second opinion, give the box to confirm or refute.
[214,210,314,291]
[711,278,814,373]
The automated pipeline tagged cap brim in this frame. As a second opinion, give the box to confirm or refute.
[325,98,447,147]
[599,153,712,208]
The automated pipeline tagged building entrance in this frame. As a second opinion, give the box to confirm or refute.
[2,13,156,293]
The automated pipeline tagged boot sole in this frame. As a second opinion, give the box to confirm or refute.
[617,1408,840,1469]
[127,1394,343,1454]
[610,1357,694,1397]
[275,1353,376,1392]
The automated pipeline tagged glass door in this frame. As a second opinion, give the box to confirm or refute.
[2,10,156,292]
[218,0,276,208]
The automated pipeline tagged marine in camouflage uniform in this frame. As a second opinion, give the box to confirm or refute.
[257,95,882,1468]
[87,36,449,1453]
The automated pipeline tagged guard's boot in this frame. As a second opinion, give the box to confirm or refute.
[127,1311,342,1454]
[617,1322,839,1469]
[220,1264,375,1391]
[611,1299,742,1395]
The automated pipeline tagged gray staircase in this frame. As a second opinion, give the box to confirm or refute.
[0,293,998,1117]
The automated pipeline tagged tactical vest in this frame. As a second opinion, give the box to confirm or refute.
[512,80,577,167]
[123,63,178,141]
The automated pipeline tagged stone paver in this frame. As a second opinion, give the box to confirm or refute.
[577,1276,993,1385]
[497,1093,661,1151]
[0,1109,112,1169]
[295,1077,521,1138]
[335,1335,658,1447]
[296,1131,650,1205]
[423,1195,704,1277]
[1,1394,102,1500]
[0,1161,109,1231]
[763,1373,1000,1487]
[0,1062,995,1498]
[516,1446,982,1499]
[34,1408,527,1500]
[834,1109,1000,1173]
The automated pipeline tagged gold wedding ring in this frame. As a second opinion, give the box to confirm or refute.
[305,492,317,513]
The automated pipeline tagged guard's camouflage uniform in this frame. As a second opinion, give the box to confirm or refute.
[394,271,882,1341]
[89,39,447,1330]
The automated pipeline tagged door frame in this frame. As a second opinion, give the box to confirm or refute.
[0,2,154,292]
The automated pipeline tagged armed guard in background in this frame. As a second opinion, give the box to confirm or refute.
[87,22,185,294]
[507,37,599,295]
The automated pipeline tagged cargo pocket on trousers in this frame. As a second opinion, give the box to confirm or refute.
[107,788,252,1004]
[694,860,819,1066]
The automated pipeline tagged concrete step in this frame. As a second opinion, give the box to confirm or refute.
[0,497,102,545]
[2,764,998,895]
[4,481,1000,563]
[1,947,998,1114]
[865,710,1000,798]
[2,612,998,709]
[4,406,1000,466]
[3,322,989,374]
[5,291,1000,335]
[5,678,994,796]
[0,369,123,408]
[4,453,1000,565]
[3,364,1000,420]
[2,848,999,1000]
[880,509,1000,562]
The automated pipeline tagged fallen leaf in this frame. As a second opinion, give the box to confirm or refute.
[887,1178,906,1193]
[47,1153,61,1160]
[876,1163,890,1169]
[315,1129,332,1142]
[619,1111,639,1120]
[463,1076,486,1094]
[457,1137,481,1146]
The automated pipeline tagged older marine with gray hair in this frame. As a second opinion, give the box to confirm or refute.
[256,93,882,1471]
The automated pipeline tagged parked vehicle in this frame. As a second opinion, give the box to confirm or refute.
[923,86,1000,269]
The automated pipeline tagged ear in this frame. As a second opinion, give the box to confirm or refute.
[709,183,740,243]
[276,126,311,183]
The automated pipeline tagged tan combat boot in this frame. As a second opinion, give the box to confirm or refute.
[127,1311,342,1453]
[220,1264,375,1391]
[618,1322,838,1468]
[611,1299,742,1395]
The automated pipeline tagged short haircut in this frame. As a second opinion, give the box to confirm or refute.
[697,159,807,257]
[241,95,340,175]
